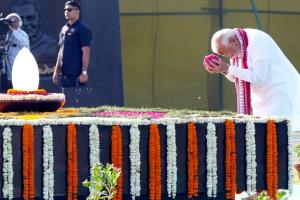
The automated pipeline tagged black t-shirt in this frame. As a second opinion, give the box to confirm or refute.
[59,20,92,76]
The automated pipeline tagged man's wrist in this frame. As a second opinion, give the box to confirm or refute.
[82,70,88,75]
[222,63,229,74]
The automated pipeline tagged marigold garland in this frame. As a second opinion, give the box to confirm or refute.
[67,123,78,200]
[149,124,162,200]
[111,125,123,200]
[7,89,48,95]
[187,122,199,199]
[225,120,236,200]
[266,120,278,200]
[22,124,35,200]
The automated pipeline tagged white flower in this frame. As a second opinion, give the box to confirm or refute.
[166,121,177,198]
[245,121,256,194]
[43,125,54,200]
[0,93,65,101]
[89,124,100,175]
[2,127,13,200]
[206,122,217,197]
[129,123,141,199]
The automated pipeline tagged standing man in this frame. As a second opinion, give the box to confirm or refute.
[52,0,92,88]
[203,28,300,131]
[2,13,29,90]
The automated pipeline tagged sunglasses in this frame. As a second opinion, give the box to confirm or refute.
[64,8,78,12]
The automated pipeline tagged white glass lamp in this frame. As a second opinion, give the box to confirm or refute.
[12,47,39,91]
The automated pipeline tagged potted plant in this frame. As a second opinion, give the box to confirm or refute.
[83,163,121,200]
[295,144,300,181]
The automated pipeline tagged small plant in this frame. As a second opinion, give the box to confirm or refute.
[295,144,300,162]
[255,190,289,200]
[83,163,121,200]
[255,191,269,200]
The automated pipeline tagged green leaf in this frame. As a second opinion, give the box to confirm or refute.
[82,162,121,200]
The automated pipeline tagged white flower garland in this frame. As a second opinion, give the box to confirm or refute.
[2,127,13,199]
[129,124,141,199]
[0,115,291,199]
[287,120,293,194]
[166,121,177,198]
[0,93,65,101]
[0,115,288,127]
[42,125,54,200]
[206,122,217,197]
[245,121,256,194]
[89,124,100,175]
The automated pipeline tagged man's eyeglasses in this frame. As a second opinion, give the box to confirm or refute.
[64,8,78,12]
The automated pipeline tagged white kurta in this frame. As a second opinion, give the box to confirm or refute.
[225,28,300,131]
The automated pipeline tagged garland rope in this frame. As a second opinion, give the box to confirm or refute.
[111,125,123,200]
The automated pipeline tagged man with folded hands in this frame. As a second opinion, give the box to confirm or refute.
[203,28,300,133]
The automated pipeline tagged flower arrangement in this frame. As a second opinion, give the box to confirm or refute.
[92,111,166,119]
[203,54,221,67]
[7,89,48,95]
[83,163,121,200]
[0,109,292,199]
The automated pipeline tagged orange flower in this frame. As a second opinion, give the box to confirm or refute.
[7,88,48,95]
[67,123,78,200]
[149,124,161,200]
[22,124,35,200]
[111,125,123,200]
[22,125,29,200]
[266,120,278,200]
[187,122,198,199]
[225,120,236,200]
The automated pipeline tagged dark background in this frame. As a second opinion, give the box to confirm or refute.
[0,0,124,107]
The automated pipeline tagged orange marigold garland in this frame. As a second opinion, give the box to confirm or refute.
[111,125,123,200]
[149,124,162,200]
[22,124,35,200]
[187,122,199,199]
[7,89,48,95]
[28,124,35,199]
[67,123,78,200]
[22,125,29,200]
[266,120,278,200]
[225,120,236,200]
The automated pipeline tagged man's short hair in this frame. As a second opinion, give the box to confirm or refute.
[211,29,235,54]
[65,0,81,10]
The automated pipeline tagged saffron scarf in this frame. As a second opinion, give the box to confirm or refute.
[232,28,251,115]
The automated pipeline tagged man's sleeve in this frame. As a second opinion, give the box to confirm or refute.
[79,26,92,47]
[12,29,29,48]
